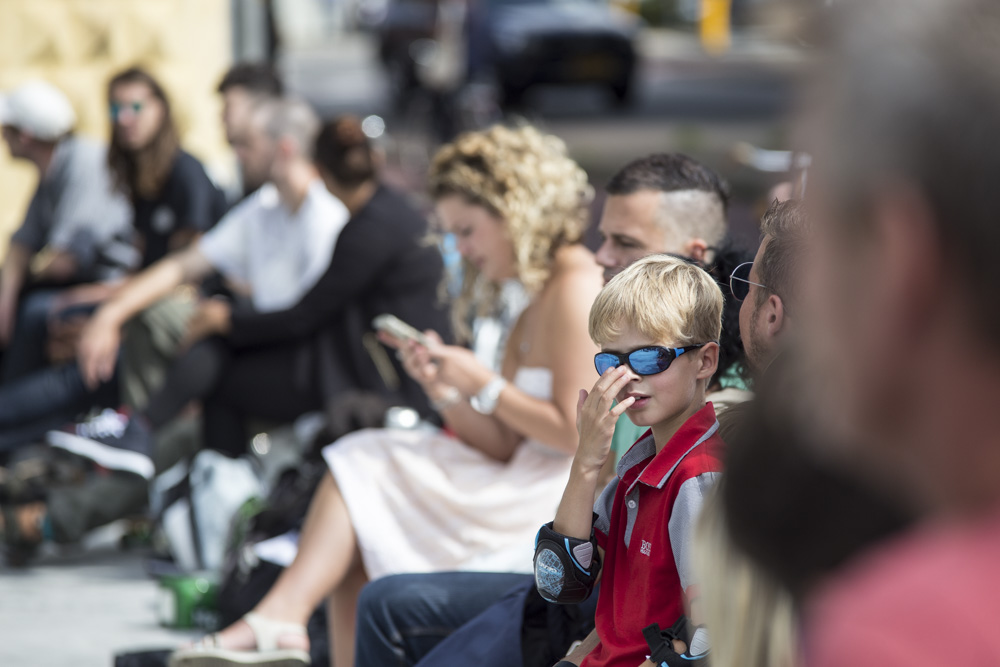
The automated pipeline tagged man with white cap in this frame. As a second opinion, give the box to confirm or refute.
[0,80,132,379]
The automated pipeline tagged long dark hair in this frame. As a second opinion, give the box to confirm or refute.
[313,116,377,189]
[107,67,180,200]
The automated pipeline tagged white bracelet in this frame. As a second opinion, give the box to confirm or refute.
[470,376,508,415]
[430,386,464,412]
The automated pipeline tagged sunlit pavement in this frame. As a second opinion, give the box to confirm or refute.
[0,523,199,667]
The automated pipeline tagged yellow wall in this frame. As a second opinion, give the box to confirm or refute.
[0,0,234,259]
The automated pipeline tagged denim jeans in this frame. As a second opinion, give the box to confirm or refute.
[354,572,533,667]
[0,362,116,455]
[1,288,59,383]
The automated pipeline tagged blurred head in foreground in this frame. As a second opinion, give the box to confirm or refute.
[801,0,1000,513]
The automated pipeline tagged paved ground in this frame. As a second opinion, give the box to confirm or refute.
[0,523,200,667]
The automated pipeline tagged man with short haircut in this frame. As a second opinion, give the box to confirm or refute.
[0,80,132,376]
[787,0,1000,665]
[595,153,729,283]
[217,63,284,198]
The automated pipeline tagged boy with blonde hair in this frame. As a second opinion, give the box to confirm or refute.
[534,255,725,667]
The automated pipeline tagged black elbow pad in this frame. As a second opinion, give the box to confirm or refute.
[533,521,600,604]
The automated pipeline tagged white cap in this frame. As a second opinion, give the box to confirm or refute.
[0,80,77,141]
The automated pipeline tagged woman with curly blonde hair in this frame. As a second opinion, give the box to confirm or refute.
[173,125,604,667]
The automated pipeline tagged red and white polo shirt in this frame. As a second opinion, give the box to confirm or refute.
[583,402,724,667]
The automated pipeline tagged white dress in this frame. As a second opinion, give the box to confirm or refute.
[323,367,571,580]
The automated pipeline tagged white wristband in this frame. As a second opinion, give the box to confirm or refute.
[470,376,508,415]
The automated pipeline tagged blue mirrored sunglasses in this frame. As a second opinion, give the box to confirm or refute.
[594,344,706,377]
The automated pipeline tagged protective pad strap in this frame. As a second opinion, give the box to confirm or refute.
[533,521,601,605]
[643,618,710,667]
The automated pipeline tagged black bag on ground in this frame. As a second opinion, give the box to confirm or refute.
[113,649,172,667]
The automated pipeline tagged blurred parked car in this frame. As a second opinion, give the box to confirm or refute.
[376,0,640,108]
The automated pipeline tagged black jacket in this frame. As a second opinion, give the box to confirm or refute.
[227,184,451,417]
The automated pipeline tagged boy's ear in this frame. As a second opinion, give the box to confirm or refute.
[695,342,719,381]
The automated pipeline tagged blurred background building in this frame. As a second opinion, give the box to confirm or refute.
[0,0,237,257]
[1,0,803,256]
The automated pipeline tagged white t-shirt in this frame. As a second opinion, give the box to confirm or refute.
[198,180,349,312]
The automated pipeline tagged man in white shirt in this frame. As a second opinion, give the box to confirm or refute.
[46,97,349,478]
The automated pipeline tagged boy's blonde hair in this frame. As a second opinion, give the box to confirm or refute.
[589,255,723,347]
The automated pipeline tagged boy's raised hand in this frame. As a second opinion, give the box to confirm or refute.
[575,366,635,472]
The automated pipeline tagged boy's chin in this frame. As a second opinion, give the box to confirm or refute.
[623,405,658,427]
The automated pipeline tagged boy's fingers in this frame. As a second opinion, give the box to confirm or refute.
[606,370,633,396]
[577,389,588,415]
[592,368,631,412]
[593,365,628,395]
[610,396,636,417]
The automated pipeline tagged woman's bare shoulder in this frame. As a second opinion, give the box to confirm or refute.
[549,245,603,290]
[537,246,603,325]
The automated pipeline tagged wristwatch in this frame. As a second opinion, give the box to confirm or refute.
[470,376,508,415]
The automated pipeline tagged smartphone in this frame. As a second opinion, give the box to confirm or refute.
[372,314,430,346]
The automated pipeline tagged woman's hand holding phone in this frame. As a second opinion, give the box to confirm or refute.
[378,328,442,387]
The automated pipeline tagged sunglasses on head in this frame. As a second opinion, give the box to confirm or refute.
[594,344,707,377]
[729,261,768,302]
[110,101,144,120]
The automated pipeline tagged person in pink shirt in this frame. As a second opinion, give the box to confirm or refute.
[794,0,1000,665]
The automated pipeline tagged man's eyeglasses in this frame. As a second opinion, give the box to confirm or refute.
[594,344,706,377]
[729,262,767,302]
[110,102,144,121]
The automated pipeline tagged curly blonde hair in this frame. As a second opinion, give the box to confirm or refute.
[428,124,592,341]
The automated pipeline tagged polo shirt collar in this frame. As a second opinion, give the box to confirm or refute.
[619,402,719,493]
